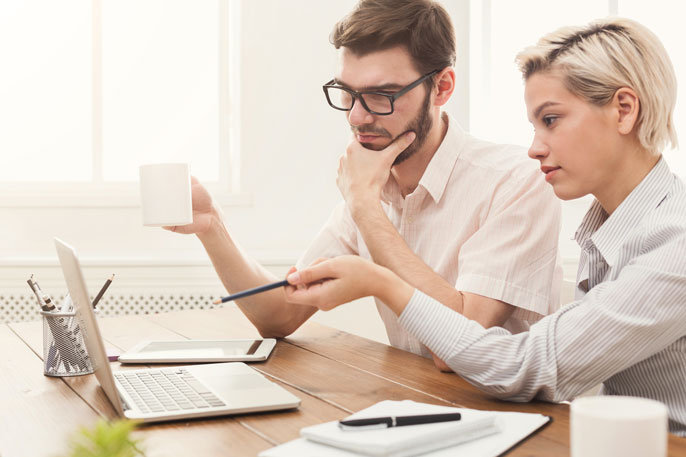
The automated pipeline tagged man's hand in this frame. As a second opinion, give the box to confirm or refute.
[337,131,415,213]
[163,176,217,235]
[430,353,453,372]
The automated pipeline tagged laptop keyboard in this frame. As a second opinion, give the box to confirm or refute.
[115,368,226,414]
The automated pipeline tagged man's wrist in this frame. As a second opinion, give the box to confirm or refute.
[349,195,383,220]
[196,209,226,243]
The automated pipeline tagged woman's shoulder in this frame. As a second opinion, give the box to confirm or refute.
[651,174,686,224]
[639,176,686,257]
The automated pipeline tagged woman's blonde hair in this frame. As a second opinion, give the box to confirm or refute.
[516,17,678,154]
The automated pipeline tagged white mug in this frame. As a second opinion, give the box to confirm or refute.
[139,163,193,227]
[570,396,668,457]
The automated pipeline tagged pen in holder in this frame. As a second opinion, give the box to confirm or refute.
[41,308,93,377]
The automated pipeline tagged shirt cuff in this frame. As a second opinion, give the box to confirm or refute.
[398,289,475,362]
[456,273,550,316]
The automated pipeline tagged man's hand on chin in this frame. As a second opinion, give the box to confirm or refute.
[337,131,415,213]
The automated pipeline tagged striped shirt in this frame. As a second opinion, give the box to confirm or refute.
[399,157,686,436]
[298,113,561,357]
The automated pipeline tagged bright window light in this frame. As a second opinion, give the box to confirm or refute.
[0,1,92,181]
[102,0,219,181]
[0,0,229,189]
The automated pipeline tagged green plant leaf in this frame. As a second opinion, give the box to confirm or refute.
[64,419,145,457]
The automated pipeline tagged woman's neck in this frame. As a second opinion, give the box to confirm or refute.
[594,143,661,214]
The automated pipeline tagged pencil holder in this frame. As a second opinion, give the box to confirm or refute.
[41,310,93,377]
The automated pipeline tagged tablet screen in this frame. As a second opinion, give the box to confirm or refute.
[138,340,263,358]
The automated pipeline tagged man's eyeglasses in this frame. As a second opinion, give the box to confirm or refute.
[322,70,439,116]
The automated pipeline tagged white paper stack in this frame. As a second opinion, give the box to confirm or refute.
[259,400,551,457]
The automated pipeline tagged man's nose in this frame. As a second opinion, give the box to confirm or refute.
[347,98,374,126]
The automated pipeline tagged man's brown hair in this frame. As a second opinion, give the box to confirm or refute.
[331,0,456,77]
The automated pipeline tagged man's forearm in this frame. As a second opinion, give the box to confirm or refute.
[350,200,464,313]
[197,213,316,337]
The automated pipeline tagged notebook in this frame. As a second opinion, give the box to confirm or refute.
[55,237,301,423]
[260,400,551,457]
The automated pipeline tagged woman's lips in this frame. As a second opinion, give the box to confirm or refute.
[541,166,561,182]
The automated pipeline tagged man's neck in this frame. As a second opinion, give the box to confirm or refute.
[391,111,448,198]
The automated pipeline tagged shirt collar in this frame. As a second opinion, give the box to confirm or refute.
[382,113,465,206]
[575,157,673,266]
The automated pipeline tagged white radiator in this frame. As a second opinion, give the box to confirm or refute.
[0,292,222,323]
[0,259,291,324]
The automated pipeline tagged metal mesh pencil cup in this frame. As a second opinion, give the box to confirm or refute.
[41,310,93,377]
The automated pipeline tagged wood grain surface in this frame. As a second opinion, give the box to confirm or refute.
[3,306,684,456]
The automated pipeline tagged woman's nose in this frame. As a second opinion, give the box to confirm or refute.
[528,135,549,160]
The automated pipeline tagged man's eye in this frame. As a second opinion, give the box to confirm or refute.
[543,116,557,127]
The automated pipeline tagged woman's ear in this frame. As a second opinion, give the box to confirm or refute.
[614,87,640,135]
[433,67,455,107]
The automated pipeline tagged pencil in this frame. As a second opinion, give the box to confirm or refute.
[212,279,290,304]
[27,275,48,309]
[92,274,115,309]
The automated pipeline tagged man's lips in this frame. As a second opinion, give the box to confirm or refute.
[356,133,385,142]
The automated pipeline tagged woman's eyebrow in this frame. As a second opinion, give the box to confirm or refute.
[534,101,561,118]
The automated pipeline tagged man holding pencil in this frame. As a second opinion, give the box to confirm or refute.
[166,0,561,371]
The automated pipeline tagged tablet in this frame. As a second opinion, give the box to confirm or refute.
[117,339,276,364]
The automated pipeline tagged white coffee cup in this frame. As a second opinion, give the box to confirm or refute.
[139,163,193,227]
[570,396,668,457]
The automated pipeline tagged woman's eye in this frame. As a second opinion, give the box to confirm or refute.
[543,116,557,127]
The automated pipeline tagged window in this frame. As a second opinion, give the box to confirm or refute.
[469,0,685,177]
[0,0,241,206]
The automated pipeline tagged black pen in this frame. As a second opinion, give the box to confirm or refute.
[212,279,290,304]
[338,412,462,430]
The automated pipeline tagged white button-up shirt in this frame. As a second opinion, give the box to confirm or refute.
[399,158,686,436]
[298,113,561,358]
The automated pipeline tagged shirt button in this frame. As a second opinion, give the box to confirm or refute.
[407,216,414,224]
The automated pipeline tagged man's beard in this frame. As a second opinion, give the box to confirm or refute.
[353,88,433,166]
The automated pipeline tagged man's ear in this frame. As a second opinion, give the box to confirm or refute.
[614,87,640,135]
[433,67,455,107]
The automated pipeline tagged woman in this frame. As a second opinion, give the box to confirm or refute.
[285,18,686,435]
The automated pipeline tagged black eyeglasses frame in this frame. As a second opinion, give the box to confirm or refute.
[322,70,439,116]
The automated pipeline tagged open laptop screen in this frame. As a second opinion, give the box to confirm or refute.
[54,237,125,416]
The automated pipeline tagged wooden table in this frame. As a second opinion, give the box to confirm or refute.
[2,306,685,456]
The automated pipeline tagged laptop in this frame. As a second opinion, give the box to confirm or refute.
[54,237,301,423]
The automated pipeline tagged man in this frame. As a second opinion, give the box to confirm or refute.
[167,0,561,370]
